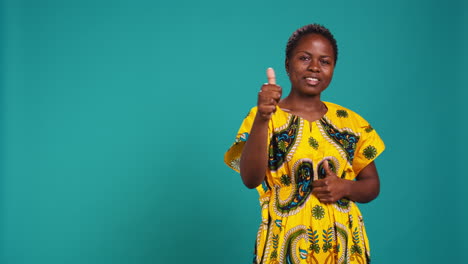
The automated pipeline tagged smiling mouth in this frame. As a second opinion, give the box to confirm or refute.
[305,77,320,85]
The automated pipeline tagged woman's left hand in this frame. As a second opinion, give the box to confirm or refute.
[312,160,350,203]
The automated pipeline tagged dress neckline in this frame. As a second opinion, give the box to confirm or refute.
[278,101,330,123]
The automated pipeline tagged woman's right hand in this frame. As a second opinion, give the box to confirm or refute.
[257,68,282,121]
[239,68,282,188]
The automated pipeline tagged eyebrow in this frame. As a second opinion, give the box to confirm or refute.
[296,51,332,58]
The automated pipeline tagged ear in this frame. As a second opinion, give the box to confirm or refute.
[285,58,290,75]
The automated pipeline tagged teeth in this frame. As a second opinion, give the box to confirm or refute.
[306,77,319,81]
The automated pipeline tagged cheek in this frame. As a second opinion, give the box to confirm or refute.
[290,64,307,75]
[325,68,335,80]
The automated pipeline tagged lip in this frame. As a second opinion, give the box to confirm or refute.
[304,76,320,86]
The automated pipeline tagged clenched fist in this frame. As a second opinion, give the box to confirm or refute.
[257,68,282,121]
[312,160,349,203]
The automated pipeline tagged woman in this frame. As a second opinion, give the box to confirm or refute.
[224,24,385,264]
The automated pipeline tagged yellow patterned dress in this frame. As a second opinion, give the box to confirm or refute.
[224,102,385,264]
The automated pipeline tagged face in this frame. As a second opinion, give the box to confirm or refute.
[286,33,336,97]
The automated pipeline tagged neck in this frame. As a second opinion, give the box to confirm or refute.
[280,93,325,112]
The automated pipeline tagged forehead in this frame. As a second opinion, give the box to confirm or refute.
[294,33,334,56]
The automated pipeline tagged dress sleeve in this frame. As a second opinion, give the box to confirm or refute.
[352,120,386,175]
[224,107,258,172]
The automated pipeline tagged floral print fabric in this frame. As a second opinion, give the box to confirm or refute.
[224,102,385,264]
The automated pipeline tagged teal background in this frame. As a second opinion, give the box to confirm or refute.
[1,0,466,263]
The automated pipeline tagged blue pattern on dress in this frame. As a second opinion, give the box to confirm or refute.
[268,116,300,171]
[319,118,360,163]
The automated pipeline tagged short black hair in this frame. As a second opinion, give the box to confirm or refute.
[285,24,338,64]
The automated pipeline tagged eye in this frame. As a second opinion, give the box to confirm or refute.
[299,55,311,61]
[320,59,331,65]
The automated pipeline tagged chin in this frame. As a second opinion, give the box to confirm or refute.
[303,86,325,95]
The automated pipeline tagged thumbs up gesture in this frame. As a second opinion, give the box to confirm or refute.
[312,160,349,203]
[257,68,282,121]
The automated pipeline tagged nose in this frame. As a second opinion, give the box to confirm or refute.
[308,59,320,72]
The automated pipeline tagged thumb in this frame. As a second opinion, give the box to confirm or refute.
[266,67,276,85]
[323,160,334,177]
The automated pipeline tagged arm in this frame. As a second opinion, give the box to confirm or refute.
[240,68,282,189]
[312,160,380,203]
[345,161,380,203]
[239,115,270,189]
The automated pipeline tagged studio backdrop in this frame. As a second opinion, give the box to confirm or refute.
[1,0,466,263]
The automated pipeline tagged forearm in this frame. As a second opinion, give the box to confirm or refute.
[239,114,270,189]
[343,177,380,203]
